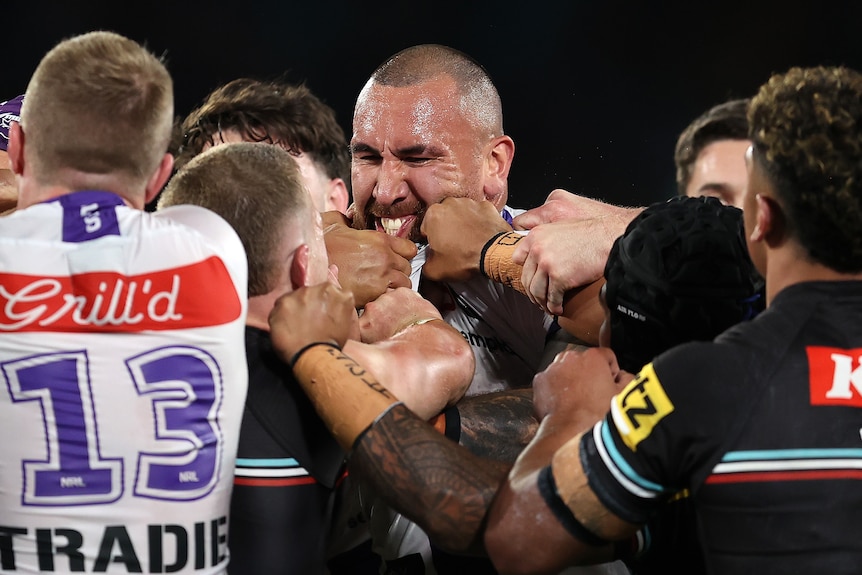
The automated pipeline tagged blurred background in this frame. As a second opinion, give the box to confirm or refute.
[8,1,862,208]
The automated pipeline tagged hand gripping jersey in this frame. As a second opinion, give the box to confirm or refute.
[363,207,621,575]
[0,191,248,574]
[581,281,862,574]
[409,206,557,397]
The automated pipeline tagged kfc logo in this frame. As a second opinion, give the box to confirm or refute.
[807,346,862,407]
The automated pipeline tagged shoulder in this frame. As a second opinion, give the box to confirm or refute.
[652,338,750,387]
[151,204,246,267]
[152,204,239,245]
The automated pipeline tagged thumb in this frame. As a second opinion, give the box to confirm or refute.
[512,211,541,231]
[327,264,342,288]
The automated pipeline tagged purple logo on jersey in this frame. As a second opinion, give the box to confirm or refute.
[0,95,24,152]
[58,191,123,242]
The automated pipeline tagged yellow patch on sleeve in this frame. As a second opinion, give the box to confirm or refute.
[610,363,674,451]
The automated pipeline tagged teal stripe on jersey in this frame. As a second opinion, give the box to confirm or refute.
[235,457,299,468]
[721,448,862,462]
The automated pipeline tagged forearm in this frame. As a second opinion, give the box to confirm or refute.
[290,343,399,452]
[485,368,624,575]
[480,231,529,295]
[346,320,474,419]
[350,403,510,555]
[481,232,605,343]
[456,388,538,463]
[484,428,617,574]
[556,282,605,346]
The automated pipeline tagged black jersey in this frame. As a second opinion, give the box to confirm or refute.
[581,281,862,574]
[228,327,347,575]
[615,493,705,575]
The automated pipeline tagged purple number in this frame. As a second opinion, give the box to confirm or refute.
[2,346,223,505]
[127,346,223,501]
[3,351,122,505]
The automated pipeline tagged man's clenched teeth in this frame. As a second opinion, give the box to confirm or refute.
[381,217,404,236]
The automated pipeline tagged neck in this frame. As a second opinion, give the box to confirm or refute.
[17,168,144,210]
[763,247,862,306]
[247,292,282,331]
[17,184,143,210]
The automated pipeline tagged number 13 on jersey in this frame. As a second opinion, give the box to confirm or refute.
[3,345,224,506]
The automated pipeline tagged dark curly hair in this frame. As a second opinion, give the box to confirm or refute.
[674,98,751,195]
[173,77,350,192]
[748,66,862,272]
[604,196,764,373]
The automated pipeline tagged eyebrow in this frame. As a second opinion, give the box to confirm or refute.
[395,144,431,156]
[349,142,379,156]
[349,143,442,158]
[697,182,735,194]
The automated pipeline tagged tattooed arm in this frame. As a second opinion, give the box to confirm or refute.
[268,282,509,554]
[485,347,638,573]
[350,404,510,554]
[455,388,537,463]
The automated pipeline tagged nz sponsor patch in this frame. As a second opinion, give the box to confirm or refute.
[806,346,862,407]
[611,363,674,451]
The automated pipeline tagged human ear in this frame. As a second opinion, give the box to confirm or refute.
[483,135,515,208]
[144,154,175,205]
[290,244,311,289]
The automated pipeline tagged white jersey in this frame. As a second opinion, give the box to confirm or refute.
[410,208,556,396]
[352,207,567,575]
[0,191,248,574]
[361,207,629,575]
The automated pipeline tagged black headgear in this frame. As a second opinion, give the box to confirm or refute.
[604,196,764,373]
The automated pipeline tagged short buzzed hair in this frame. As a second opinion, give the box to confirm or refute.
[22,31,174,188]
[158,142,312,296]
[367,44,504,138]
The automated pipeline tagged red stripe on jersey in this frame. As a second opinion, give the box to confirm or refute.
[234,477,317,487]
[0,256,241,332]
[706,469,862,484]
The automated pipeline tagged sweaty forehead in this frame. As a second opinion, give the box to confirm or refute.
[352,79,469,146]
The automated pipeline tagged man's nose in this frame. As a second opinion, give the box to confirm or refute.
[372,159,409,205]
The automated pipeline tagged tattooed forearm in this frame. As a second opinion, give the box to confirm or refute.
[350,404,509,555]
[458,388,539,462]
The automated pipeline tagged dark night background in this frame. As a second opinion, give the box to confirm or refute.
[8,1,862,209]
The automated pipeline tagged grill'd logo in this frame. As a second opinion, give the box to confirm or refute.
[0,257,241,332]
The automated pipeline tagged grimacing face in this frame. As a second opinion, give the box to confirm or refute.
[350,76,490,243]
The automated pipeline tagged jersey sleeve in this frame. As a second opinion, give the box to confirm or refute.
[153,204,248,292]
[580,341,747,524]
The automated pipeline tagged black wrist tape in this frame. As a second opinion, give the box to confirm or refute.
[289,341,341,367]
[537,465,610,547]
